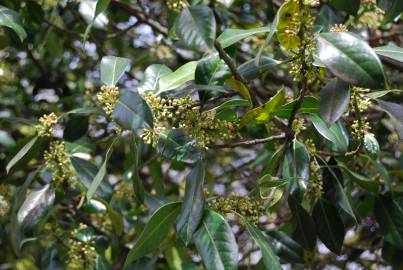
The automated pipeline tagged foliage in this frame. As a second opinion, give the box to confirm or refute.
[0,0,403,269]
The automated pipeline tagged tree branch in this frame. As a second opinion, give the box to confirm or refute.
[208,133,286,148]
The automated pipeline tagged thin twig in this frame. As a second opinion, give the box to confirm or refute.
[208,133,286,148]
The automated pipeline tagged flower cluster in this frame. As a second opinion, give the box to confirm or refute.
[351,87,372,112]
[67,224,96,270]
[44,141,76,189]
[292,118,307,136]
[91,212,112,232]
[36,113,58,137]
[97,85,119,116]
[142,94,238,148]
[357,0,385,29]
[352,118,371,139]
[208,193,266,224]
[330,24,348,32]
[114,180,136,206]
[303,159,323,212]
[304,139,316,155]
[350,87,372,139]
[0,184,11,217]
[167,0,188,12]
[150,44,174,61]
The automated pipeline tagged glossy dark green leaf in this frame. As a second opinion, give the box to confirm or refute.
[215,99,250,111]
[310,114,348,152]
[312,199,345,254]
[217,26,271,49]
[70,157,112,197]
[63,115,88,142]
[237,56,279,80]
[239,87,284,127]
[374,196,403,248]
[94,255,112,270]
[195,54,230,86]
[276,96,319,118]
[6,136,39,174]
[282,139,310,198]
[337,161,379,192]
[319,78,350,125]
[124,202,182,267]
[267,231,304,264]
[138,64,172,94]
[112,90,153,130]
[0,5,27,41]
[194,210,238,270]
[158,61,197,92]
[17,184,55,231]
[288,195,317,250]
[157,129,203,163]
[243,218,282,270]
[177,160,205,244]
[175,6,215,52]
[100,56,130,85]
[365,89,402,99]
[382,0,403,23]
[377,100,403,139]
[317,32,386,88]
[374,46,403,63]
[329,0,359,15]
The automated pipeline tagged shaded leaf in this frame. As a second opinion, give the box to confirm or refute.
[319,78,350,125]
[124,202,182,267]
[175,6,215,52]
[377,100,403,139]
[374,46,403,63]
[238,56,279,80]
[267,231,304,264]
[112,90,153,130]
[329,0,359,15]
[310,114,348,152]
[195,54,230,86]
[276,96,319,118]
[288,195,317,250]
[7,136,39,174]
[243,218,282,270]
[177,160,205,244]
[312,199,345,254]
[337,161,379,192]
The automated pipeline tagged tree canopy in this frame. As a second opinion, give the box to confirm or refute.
[1,0,403,269]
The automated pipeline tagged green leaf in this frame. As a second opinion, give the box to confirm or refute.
[86,138,117,201]
[267,231,304,264]
[6,136,39,174]
[374,196,403,248]
[239,87,285,127]
[112,90,153,130]
[243,218,282,270]
[0,5,27,42]
[317,32,386,88]
[310,114,348,153]
[158,61,198,92]
[382,0,403,23]
[194,210,238,270]
[215,99,250,111]
[276,1,300,50]
[124,202,182,267]
[157,129,203,163]
[70,157,112,197]
[83,0,110,45]
[365,89,402,99]
[225,78,252,105]
[138,64,172,94]
[238,56,279,80]
[283,139,310,198]
[177,160,205,244]
[17,184,55,231]
[374,46,403,63]
[337,161,379,192]
[363,133,380,157]
[319,78,350,125]
[175,6,215,52]
[217,26,271,49]
[377,100,403,140]
[329,0,360,15]
[312,199,345,254]
[276,96,319,118]
[288,195,317,250]
[195,54,230,86]
[258,174,288,198]
[100,56,130,85]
